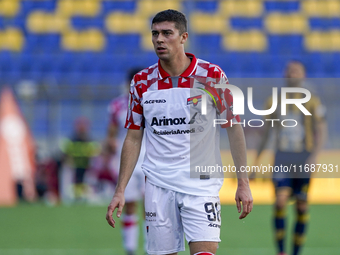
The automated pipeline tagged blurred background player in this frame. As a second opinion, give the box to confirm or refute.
[86,140,118,204]
[107,69,146,255]
[255,61,327,255]
[62,117,99,202]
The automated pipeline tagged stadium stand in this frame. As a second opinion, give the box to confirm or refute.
[190,12,227,33]
[218,0,263,17]
[301,0,340,17]
[0,0,21,17]
[265,13,308,34]
[222,30,267,52]
[0,28,24,51]
[0,0,339,142]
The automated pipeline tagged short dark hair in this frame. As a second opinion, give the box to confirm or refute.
[151,9,187,35]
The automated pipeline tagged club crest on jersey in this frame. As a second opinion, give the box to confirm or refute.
[187,95,202,106]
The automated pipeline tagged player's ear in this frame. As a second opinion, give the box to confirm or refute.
[180,32,188,44]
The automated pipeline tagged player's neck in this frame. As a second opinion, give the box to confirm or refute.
[159,52,191,77]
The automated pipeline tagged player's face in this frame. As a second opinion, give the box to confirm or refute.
[151,21,187,61]
[285,62,305,87]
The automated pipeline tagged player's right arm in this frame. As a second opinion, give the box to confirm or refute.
[106,128,143,228]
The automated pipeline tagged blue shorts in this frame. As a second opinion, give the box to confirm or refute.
[273,151,311,201]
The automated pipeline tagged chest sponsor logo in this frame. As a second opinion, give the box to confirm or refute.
[151,116,186,126]
[187,95,202,106]
[144,99,166,104]
[153,128,196,135]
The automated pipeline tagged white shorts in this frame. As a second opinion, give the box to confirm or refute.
[124,167,145,202]
[145,180,221,255]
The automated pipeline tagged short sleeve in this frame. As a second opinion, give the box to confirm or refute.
[217,71,241,128]
[124,77,144,129]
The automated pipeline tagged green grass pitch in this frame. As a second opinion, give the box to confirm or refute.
[0,204,339,255]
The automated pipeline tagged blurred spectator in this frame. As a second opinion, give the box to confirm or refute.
[61,117,99,202]
[86,140,118,204]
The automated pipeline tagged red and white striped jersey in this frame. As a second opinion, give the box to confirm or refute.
[125,53,240,196]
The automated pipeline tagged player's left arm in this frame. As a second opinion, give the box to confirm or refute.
[227,124,253,219]
[306,98,328,165]
[306,120,327,165]
[216,68,252,218]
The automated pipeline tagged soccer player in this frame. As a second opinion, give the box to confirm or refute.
[63,117,99,201]
[255,61,327,255]
[107,69,146,255]
[106,9,253,255]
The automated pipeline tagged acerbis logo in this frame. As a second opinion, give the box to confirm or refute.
[208,223,221,229]
[144,99,166,104]
[151,116,186,126]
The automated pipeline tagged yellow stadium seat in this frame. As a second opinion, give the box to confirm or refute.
[302,0,340,17]
[0,28,24,51]
[137,0,181,17]
[57,0,74,17]
[222,30,267,52]
[190,13,228,34]
[62,30,81,51]
[81,0,101,17]
[57,0,101,17]
[219,0,263,17]
[305,32,329,51]
[329,30,340,51]
[50,14,70,33]
[27,12,69,33]
[62,29,105,51]
[106,12,149,33]
[265,13,309,34]
[0,0,20,17]
[305,31,340,51]
[27,12,46,33]
[82,29,105,51]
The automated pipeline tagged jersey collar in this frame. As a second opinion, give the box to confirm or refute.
[158,53,197,79]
